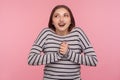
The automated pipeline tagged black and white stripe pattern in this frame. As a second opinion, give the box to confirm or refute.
[28,27,98,80]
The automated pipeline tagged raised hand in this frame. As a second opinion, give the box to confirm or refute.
[59,41,69,55]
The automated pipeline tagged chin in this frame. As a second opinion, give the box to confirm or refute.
[58,27,67,31]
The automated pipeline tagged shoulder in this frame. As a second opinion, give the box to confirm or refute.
[40,27,51,32]
[73,27,89,39]
[39,27,52,35]
[73,27,85,34]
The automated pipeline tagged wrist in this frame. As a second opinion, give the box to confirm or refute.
[63,48,70,58]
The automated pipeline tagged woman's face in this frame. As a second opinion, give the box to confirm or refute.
[52,8,71,33]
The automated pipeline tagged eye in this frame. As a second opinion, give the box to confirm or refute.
[54,15,58,17]
[54,14,59,18]
[64,14,69,17]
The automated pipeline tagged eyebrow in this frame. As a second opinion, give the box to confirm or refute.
[54,12,69,15]
[65,12,69,14]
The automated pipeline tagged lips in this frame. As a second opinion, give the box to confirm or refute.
[58,22,66,27]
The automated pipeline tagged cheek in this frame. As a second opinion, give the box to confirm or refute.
[65,17,71,22]
[52,19,57,25]
[66,19,71,25]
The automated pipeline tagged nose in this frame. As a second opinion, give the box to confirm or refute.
[59,16,64,22]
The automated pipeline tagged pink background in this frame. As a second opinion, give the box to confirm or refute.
[0,0,120,80]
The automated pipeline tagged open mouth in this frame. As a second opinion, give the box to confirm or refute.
[58,22,66,27]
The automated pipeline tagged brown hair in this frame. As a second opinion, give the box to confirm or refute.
[48,5,75,32]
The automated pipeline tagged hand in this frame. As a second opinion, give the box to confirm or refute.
[59,41,68,55]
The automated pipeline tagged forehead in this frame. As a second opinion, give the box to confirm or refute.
[54,8,69,14]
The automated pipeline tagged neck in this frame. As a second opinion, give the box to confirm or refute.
[55,30,69,36]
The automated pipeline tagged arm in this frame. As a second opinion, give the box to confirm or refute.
[28,28,61,66]
[67,27,98,66]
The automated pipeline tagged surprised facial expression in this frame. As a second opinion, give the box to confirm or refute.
[52,8,71,32]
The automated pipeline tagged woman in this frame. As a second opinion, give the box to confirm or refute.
[28,5,98,80]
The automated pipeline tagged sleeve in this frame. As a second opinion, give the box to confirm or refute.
[28,28,61,66]
[66,27,98,66]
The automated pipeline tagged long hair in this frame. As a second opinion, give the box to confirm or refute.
[48,5,75,32]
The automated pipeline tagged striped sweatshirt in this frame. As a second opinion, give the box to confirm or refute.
[28,27,98,80]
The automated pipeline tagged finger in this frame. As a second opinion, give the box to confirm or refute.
[60,50,65,54]
[64,41,68,44]
[60,45,65,49]
[60,50,64,53]
[61,43,67,47]
[60,43,65,46]
[60,45,65,48]
[61,41,66,45]
[59,49,64,53]
[59,48,64,51]
[60,46,66,50]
